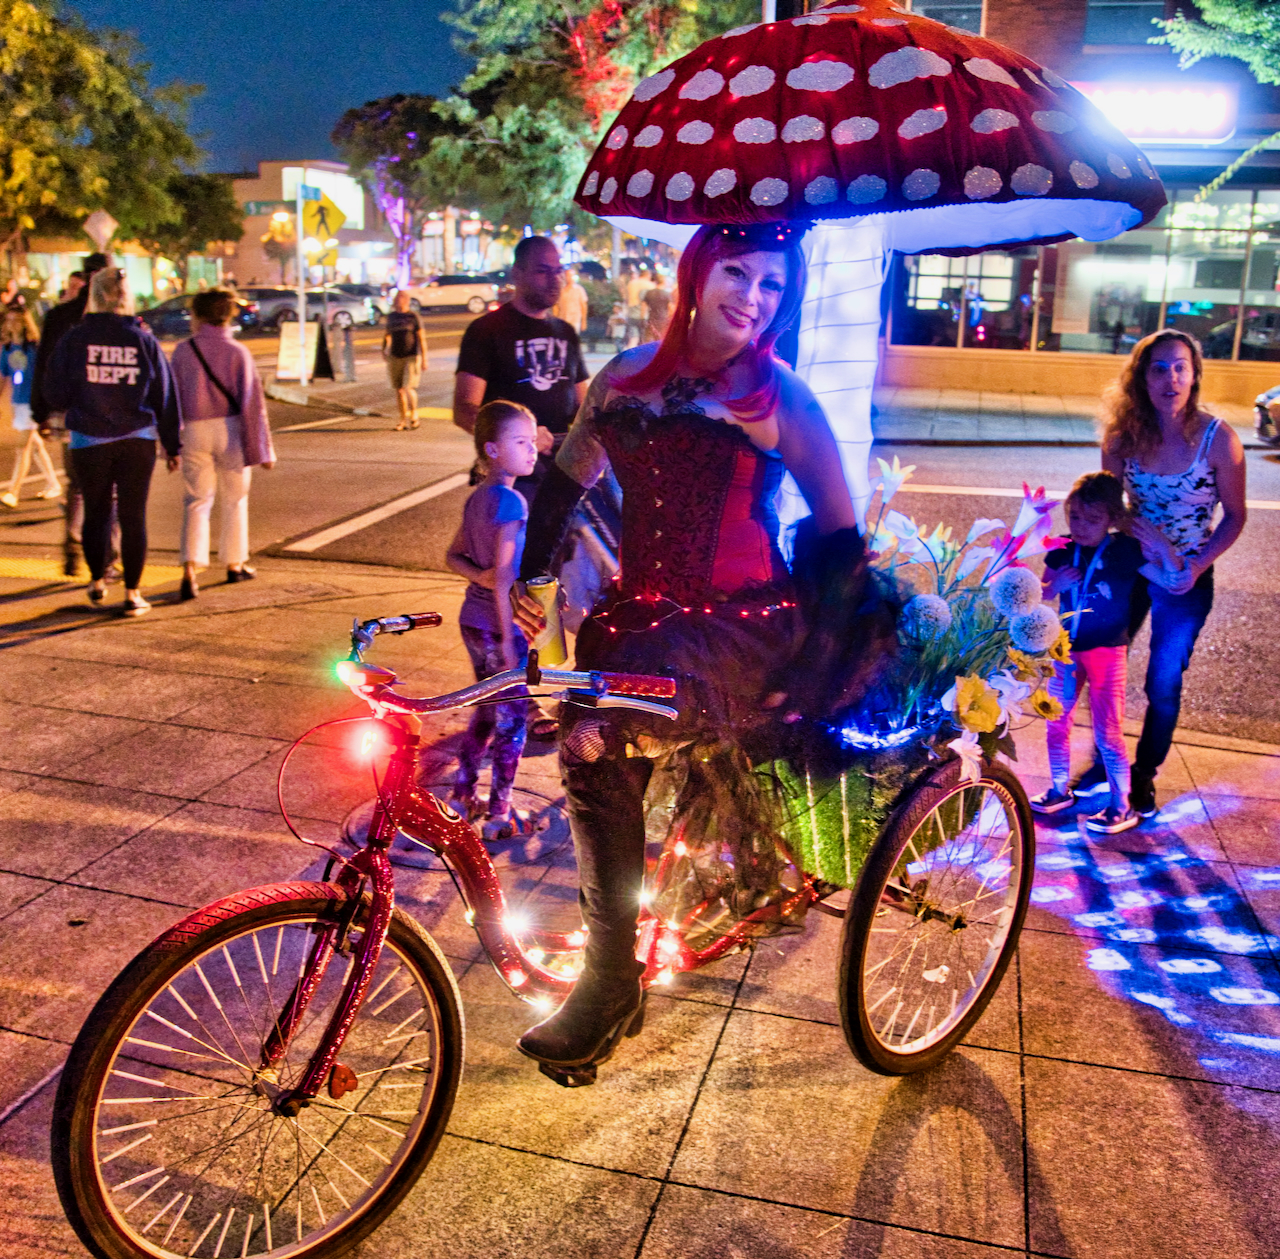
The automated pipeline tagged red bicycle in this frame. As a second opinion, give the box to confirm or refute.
[53,612,1034,1259]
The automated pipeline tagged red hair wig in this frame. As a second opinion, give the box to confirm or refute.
[615,223,807,422]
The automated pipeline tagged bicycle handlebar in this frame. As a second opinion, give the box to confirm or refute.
[341,614,678,719]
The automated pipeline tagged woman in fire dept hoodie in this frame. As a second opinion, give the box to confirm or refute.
[46,267,180,617]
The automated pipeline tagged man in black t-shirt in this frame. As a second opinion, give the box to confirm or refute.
[382,291,428,430]
[454,236,589,500]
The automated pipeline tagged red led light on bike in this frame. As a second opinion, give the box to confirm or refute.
[335,660,355,683]
[352,723,385,759]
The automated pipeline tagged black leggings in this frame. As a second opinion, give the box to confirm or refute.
[69,439,155,587]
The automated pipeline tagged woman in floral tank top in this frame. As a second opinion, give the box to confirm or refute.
[1101,330,1246,817]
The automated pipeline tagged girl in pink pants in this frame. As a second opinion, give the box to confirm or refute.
[1035,472,1146,834]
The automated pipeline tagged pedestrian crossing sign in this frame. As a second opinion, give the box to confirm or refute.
[302,193,346,241]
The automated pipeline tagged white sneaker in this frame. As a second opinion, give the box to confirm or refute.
[122,592,151,617]
[0,491,18,509]
[1030,787,1075,815]
[1085,806,1140,834]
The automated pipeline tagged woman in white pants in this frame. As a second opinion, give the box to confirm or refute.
[169,289,275,599]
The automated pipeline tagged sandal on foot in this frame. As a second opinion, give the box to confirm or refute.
[226,566,256,583]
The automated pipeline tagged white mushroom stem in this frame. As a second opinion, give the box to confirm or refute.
[776,216,889,535]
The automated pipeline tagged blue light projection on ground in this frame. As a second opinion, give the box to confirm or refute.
[1029,792,1280,1074]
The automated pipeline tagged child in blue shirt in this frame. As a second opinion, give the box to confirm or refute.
[446,400,539,840]
[1,305,61,507]
[1034,471,1146,834]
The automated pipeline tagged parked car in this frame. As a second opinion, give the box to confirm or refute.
[243,286,378,331]
[398,274,499,314]
[1205,311,1280,360]
[331,282,390,318]
[137,293,258,338]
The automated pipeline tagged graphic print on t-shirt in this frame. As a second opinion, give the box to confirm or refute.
[515,336,570,392]
[86,344,140,384]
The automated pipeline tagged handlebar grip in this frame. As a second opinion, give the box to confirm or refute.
[598,671,677,699]
[402,613,443,629]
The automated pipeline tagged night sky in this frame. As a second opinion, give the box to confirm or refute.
[64,1,471,174]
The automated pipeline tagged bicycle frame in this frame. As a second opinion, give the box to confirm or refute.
[269,614,826,1111]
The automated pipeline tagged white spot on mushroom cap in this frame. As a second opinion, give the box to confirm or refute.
[721,23,758,38]
[964,167,1002,200]
[821,4,864,11]
[1069,160,1099,189]
[869,46,951,88]
[751,178,789,207]
[805,176,839,204]
[729,65,776,97]
[627,170,655,197]
[1108,153,1132,178]
[786,60,855,91]
[1011,163,1053,196]
[680,70,724,101]
[665,172,695,201]
[793,13,829,24]
[1032,110,1076,134]
[1136,153,1157,179]
[634,125,663,148]
[847,174,887,203]
[832,116,880,144]
[1023,67,1045,88]
[903,168,941,200]
[677,121,714,145]
[633,69,675,102]
[872,16,907,24]
[583,171,599,196]
[964,58,1020,89]
[1042,68,1068,89]
[704,168,737,197]
[972,108,1019,134]
[606,127,628,150]
[734,117,777,144]
[783,115,825,143]
[600,177,618,204]
[899,107,947,139]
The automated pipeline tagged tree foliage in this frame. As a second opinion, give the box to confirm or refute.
[332,94,459,285]
[134,174,243,286]
[427,0,758,230]
[1156,1,1280,85]
[0,0,199,249]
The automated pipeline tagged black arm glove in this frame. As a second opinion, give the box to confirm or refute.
[519,462,589,582]
[772,520,899,719]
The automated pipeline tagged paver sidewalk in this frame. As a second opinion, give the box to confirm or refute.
[2,560,1280,1258]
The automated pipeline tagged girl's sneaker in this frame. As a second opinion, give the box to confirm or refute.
[1030,787,1074,815]
[482,809,531,842]
[1085,805,1140,834]
[447,793,483,824]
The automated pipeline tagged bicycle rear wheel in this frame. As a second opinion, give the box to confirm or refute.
[838,759,1033,1075]
[53,882,463,1259]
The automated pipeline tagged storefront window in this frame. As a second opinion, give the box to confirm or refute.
[887,189,1280,360]
[908,2,982,34]
[1084,0,1165,45]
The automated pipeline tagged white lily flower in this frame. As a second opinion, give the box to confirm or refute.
[957,545,997,581]
[875,456,916,507]
[947,730,983,784]
[965,517,1006,545]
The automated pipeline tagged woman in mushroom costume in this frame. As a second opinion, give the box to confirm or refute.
[582,0,1165,519]
[513,219,893,1080]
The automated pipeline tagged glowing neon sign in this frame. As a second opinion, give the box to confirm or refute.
[1072,81,1238,144]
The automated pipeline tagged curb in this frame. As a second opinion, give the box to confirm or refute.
[265,381,382,417]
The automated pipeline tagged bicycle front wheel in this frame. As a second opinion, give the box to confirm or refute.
[53,882,463,1259]
[838,759,1033,1075]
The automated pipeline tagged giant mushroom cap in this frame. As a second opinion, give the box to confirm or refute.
[576,0,1165,252]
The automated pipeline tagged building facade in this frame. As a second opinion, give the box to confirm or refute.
[884,0,1280,403]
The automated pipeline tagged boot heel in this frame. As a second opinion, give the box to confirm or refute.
[624,994,646,1038]
[539,1062,598,1088]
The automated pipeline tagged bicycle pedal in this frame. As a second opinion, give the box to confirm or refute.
[538,1061,597,1088]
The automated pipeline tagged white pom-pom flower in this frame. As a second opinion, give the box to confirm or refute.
[1010,605,1062,654]
[989,566,1041,617]
[901,593,952,643]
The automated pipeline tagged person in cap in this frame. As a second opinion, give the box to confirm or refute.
[511,222,892,1081]
[44,267,181,617]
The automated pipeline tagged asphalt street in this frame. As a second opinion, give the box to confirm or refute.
[2,314,1277,743]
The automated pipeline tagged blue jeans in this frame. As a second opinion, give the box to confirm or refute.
[454,624,528,816]
[1134,570,1213,776]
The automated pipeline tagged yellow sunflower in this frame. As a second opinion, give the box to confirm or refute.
[1007,647,1050,682]
[1048,628,1072,665]
[1027,689,1064,721]
[954,675,1002,734]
